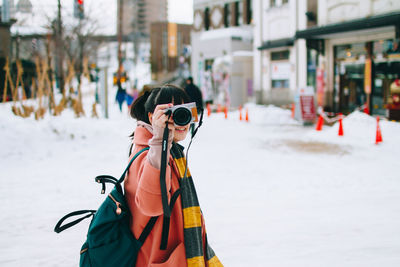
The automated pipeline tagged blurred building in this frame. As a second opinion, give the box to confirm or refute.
[254,0,306,106]
[117,0,169,85]
[296,0,400,117]
[150,22,191,83]
[0,21,12,59]
[118,0,168,40]
[253,0,400,118]
[1,0,16,59]
[191,0,253,108]
[0,3,15,102]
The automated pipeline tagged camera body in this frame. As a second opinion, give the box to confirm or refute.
[165,102,198,126]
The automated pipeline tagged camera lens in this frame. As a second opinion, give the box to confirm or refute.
[172,107,192,126]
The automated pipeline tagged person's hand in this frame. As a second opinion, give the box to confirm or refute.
[151,103,175,135]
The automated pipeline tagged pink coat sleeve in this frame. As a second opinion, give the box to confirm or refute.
[126,123,174,217]
[133,155,172,216]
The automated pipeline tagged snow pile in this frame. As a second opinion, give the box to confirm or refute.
[306,110,400,153]
[245,103,300,126]
[325,111,377,144]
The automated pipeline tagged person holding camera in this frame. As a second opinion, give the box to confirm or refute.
[125,84,223,267]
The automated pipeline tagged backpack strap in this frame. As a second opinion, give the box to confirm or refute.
[138,217,158,244]
[95,175,119,194]
[54,148,149,234]
[54,210,96,233]
[118,147,150,184]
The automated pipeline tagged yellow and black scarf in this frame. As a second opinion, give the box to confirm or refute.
[170,143,223,267]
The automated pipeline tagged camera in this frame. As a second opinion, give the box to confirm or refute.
[164,102,198,126]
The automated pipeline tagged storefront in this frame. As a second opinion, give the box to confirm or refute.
[296,11,400,117]
[333,40,400,115]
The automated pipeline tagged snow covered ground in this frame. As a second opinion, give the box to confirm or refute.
[1,96,400,266]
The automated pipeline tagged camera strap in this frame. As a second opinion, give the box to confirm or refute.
[191,108,204,139]
[159,108,202,250]
[159,119,171,250]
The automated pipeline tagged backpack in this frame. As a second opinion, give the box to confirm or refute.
[54,147,155,266]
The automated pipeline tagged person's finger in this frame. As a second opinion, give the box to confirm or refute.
[157,114,175,128]
[154,103,173,115]
[153,104,173,121]
[153,110,165,121]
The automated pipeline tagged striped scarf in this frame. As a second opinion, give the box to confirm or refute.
[170,143,223,267]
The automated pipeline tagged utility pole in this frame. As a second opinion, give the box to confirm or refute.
[133,0,140,85]
[56,0,65,94]
[117,0,123,81]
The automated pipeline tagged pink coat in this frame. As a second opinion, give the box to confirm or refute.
[125,124,206,267]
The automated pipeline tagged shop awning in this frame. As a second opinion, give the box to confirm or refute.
[257,37,295,50]
[296,11,400,39]
[0,19,16,28]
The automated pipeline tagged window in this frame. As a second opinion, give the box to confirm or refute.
[204,7,210,30]
[270,0,288,8]
[234,1,243,26]
[272,80,289,88]
[224,4,230,27]
[271,50,291,89]
[245,0,252,24]
[271,50,290,61]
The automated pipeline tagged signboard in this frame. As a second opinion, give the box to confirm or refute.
[271,62,290,80]
[364,58,372,94]
[168,23,177,57]
[299,86,316,122]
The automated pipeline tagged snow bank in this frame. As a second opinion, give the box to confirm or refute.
[306,110,400,152]
[244,103,300,126]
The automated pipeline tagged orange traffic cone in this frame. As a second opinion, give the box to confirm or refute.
[239,106,242,121]
[291,103,295,118]
[224,106,228,119]
[207,103,211,117]
[375,116,383,144]
[245,108,249,122]
[338,113,344,136]
[315,114,324,131]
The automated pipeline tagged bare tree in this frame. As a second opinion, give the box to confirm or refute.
[63,16,100,84]
[46,3,102,89]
